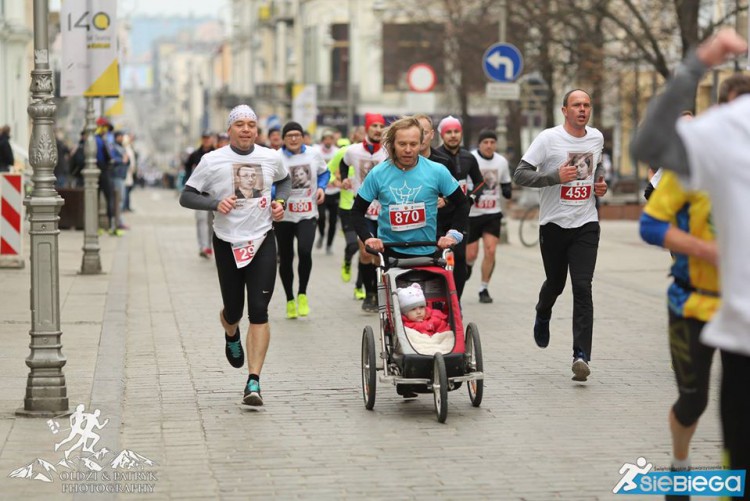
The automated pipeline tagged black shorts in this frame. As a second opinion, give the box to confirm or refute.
[468,213,503,244]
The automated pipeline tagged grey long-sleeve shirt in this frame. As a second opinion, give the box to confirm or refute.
[179,175,291,211]
[630,50,708,176]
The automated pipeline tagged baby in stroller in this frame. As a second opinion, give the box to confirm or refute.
[397,283,454,355]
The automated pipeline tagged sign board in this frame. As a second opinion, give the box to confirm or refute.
[406,64,436,93]
[292,84,318,135]
[486,82,520,101]
[482,43,523,83]
[61,0,120,97]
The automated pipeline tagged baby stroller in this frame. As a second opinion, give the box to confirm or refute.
[360,241,485,423]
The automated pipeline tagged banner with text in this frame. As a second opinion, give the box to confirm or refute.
[61,0,120,97]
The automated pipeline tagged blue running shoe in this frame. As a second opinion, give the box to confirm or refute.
[225,328,244,368]
[243,379,263,406]
[533,315,550,348]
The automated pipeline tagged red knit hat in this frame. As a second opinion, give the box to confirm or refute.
[364,113,386,131]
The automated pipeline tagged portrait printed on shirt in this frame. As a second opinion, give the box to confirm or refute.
[233,163,264,207]
[290,164,312,190]
[482,169,499,193]
[358,160,375,182]
[568,152,594,181]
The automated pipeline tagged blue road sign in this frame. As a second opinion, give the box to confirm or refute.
[482,43,523,83]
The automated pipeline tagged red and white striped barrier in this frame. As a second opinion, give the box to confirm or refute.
[0,173,24,268]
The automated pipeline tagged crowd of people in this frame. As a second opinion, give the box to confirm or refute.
[177,28,749,490]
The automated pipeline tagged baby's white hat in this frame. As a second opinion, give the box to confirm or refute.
[397,283,426,312]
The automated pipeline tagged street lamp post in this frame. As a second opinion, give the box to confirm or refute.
[18,0,69,417]
[80,97,101,274]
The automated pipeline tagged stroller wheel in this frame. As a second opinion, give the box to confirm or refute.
[433,353,448,423]
[466,323,484,407]
[361,326,377,410]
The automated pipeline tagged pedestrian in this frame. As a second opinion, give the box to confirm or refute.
[513,89,607,382]
[639,138,719,474]
[110,130,130,231]
[274,121,329,319]
[435,115,486,302]
[54,130,71,188]
[267,127,282,150]
[94,119,116,235]
[185,131,215,258]
[466,129,512,304]
[339,113,388,312]
[179,104,291,406]
[122,133,138,212]
[630,27,750,484]
[0,125,15,172]
[314,129,340,254]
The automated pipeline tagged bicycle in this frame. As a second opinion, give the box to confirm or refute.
[518,204,540,247]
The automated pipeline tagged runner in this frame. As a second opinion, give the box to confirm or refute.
[340,113,389,312]
[350,115,469,260]
[467,129,512,304]
[513,89,607,382]
[184,131,215,258]
[435,115,485,301]
[179,104,291,406]
[275,121,329,319]
[314,129,340,254]
[640,148,719,474]
[630,28,750,481]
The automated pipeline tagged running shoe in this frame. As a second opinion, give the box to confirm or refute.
[316,237,323,249]
[243,379,263,406]
[286,300,298,319]
[571,357,590,382]
[362,294,378,313]
[533,315,550,348]
[297,294,310,316]
[478,289,493,304]
[353,287,366,300]
[225,328,244,369]
[325,246,333,256]
[341,260,352,282]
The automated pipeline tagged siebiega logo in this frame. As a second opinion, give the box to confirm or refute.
[613,457,746,497]
[7,404,158,494]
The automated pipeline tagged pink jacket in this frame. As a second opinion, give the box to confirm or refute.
[402,308,451,336]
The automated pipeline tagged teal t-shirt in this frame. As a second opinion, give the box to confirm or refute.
[358,156,460,255]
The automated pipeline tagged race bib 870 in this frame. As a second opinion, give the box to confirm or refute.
[389,202,426,231]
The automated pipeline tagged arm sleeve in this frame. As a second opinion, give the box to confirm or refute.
[317,169,331,190]
[179,185,218,211]
[513,159,560,187]
[467,156,485,198]
[630,50,707,176]
[351,194,376,242]
[445,187,469,234]
[274,174,292,200]
[639,212,670,247]
[501,183,512,199]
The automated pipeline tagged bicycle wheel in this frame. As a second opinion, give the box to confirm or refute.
[519,206,540,247]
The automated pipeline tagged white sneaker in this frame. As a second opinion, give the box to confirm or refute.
[572,358,590,382]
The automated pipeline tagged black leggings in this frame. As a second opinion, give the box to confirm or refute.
[721,350,750,480]
[274,218,317,301]
[339,209,359,263]
[668,310,715,427]
[98,168,114,227]
[317,193,340,247]
[536,221,600,360]
[213,232,277,325]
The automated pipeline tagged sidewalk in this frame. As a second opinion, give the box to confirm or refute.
[0,188,724,500]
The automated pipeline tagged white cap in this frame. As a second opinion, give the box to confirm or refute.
[227,105,258,128]
[397,283,426,312]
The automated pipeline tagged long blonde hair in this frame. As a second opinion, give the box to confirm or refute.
[381,116,424,160]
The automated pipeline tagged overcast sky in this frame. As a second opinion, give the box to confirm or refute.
[51,0,224,19]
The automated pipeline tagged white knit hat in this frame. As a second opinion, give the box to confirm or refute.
[397,283,426,312]
[227,105,258,128]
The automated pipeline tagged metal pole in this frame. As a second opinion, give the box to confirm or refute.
[81,98,102,274]
[497,0,509,243]
[346,0,354,134]
[18,0,69,417]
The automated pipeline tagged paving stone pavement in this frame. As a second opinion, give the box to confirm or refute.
[0,188,725,500]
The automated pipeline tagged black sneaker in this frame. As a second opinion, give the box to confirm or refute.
[533,316,550,348]
[225,328,244,368]
[571,356,590,382]
[478,289,493,304]
[362,294,378,313]
[242,379,263,406]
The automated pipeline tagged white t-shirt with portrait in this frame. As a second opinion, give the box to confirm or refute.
[469,151,511,217]
[343,142,388,220]
[521,125,603,228]
[281,146,328,223]
[186,145,288,243]
[678,95,750,357]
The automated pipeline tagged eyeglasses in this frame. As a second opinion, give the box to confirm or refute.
[285,133,303,139]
